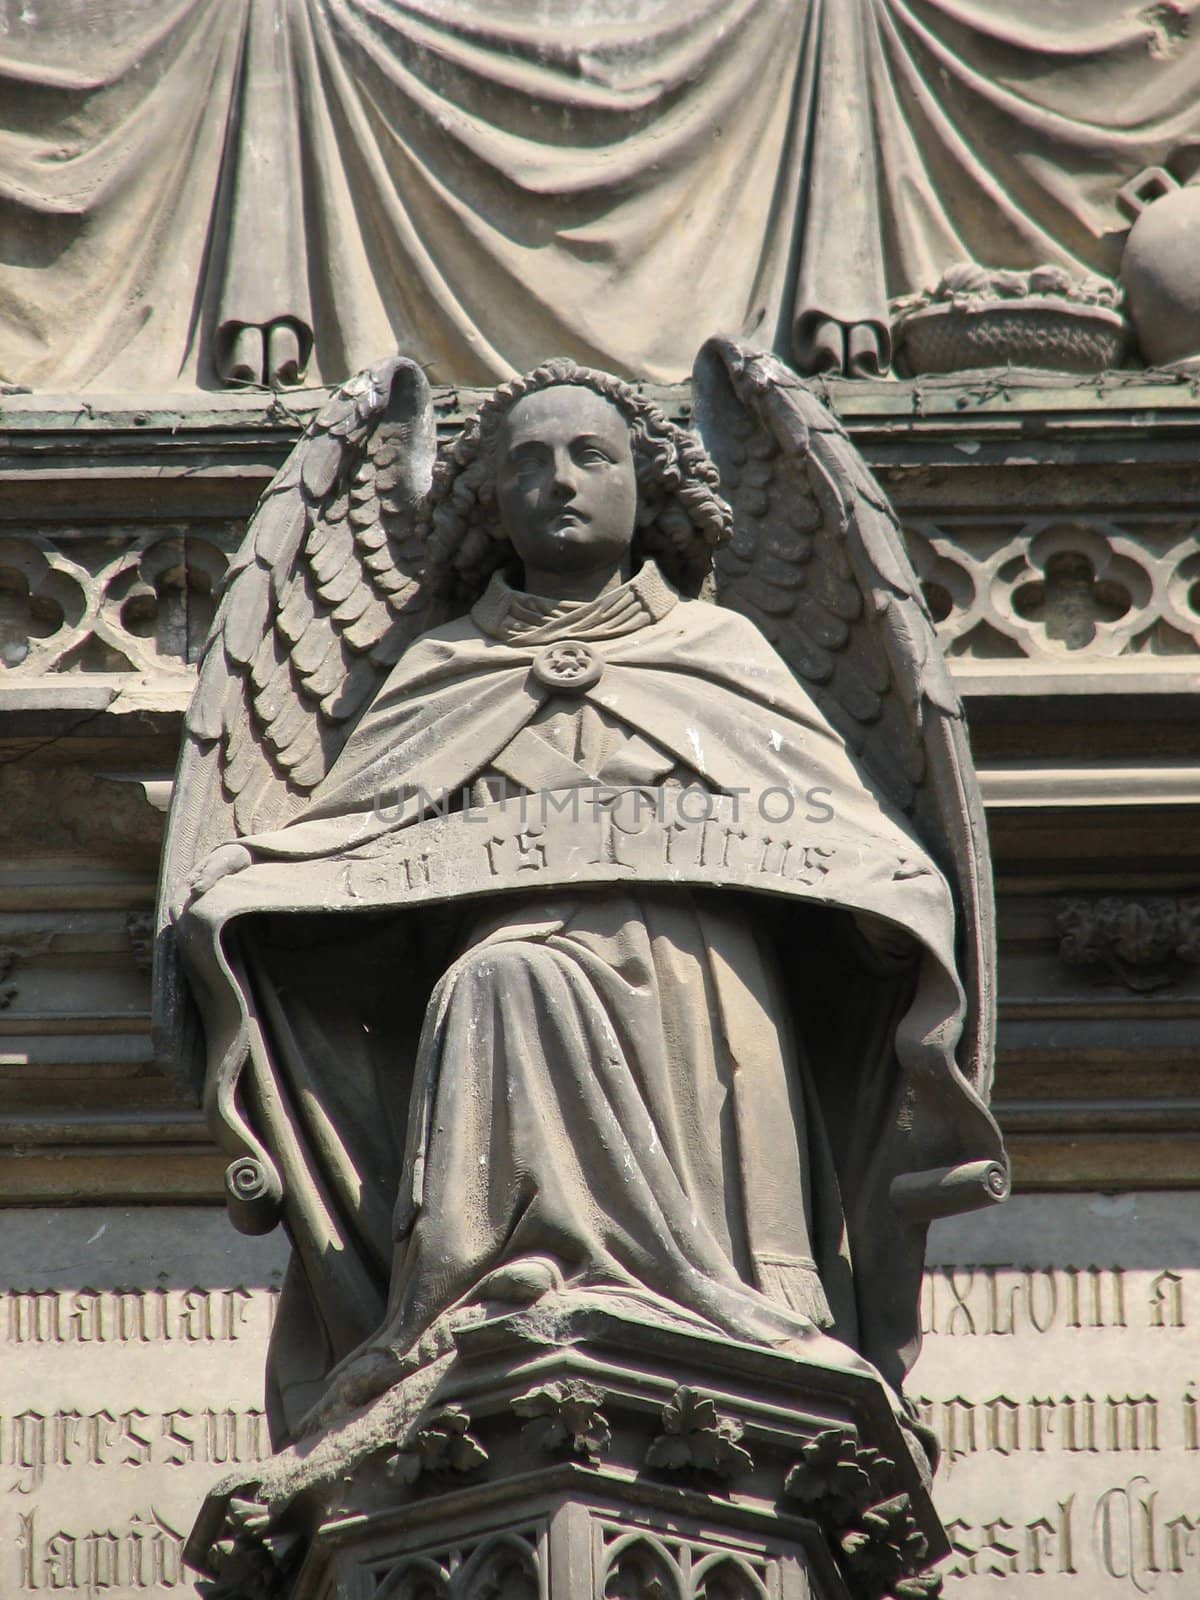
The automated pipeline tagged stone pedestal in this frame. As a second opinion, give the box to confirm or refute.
[186,1308,946,1600]
[303,1477,831,1600]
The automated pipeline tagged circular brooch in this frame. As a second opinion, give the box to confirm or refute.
[530,640,605,693]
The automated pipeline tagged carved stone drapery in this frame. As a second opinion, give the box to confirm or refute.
[1,0,1198,391]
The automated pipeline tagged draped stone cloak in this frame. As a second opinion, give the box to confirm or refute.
[180,564,1003,1440]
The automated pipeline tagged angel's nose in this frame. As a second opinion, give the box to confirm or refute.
[549,448,579,500]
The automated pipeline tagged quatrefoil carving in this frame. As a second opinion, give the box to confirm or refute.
[1010,532,1142,651]
[0,532,231,675]
[905,516,1200,662]
[0,541,86,669]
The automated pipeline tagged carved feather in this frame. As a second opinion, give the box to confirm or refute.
[343,597,394,653]
[291,612,341,678]
[330,583,375,628]
[354,520,389,554]
[223,566,272,668]
[275,577,317,645]
[262,685,311,754]
[694,336,995,1094]
[302,639,350,701]
[156,358,439,1095]
[257,494,306,580]
[187,636,229,741]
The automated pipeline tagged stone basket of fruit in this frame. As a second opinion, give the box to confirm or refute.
[891,264,1128,375]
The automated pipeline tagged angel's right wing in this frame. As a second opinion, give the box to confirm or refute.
[154,357,440,1097]
[694,338,996,1106]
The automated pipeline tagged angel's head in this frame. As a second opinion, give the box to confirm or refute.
[424,359,731,602]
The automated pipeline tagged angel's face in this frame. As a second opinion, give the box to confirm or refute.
[494,385,638,598]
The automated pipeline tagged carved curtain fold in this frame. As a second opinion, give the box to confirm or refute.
[0,0,1196,391]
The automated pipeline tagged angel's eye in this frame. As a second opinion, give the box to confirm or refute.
[575,445,613,467]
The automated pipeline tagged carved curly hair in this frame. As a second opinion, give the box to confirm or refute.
[422,359,731,603]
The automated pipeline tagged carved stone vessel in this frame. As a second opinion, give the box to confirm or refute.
[1119,165,1200,368]
[896,298,1126,376]
[893,264,1127,376]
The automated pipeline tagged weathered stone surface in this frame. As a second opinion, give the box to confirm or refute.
[2,375,1194,1591]
[159,354,1001,1501]
[0,1208,286,1599]
[152,349,1003,1593]
[189,1307,942,1600]
[912,1192,1200,1596]
[3,380,1196,1204]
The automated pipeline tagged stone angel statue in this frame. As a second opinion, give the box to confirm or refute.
[156,340,1007,1450]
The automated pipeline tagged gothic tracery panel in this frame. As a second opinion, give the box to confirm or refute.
[904,516,1200,662]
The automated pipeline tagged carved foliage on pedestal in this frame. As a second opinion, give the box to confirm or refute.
[877,1576,942,1600]
[838,1496,931,1599]
[512,1380,611,1461]
[904,517,1200,661]
[386,1406,489,1488]
[645,1387,753,1481]
[195,1493,300,1600]
[784,1427,892,1525]
[783,1427,936,1600]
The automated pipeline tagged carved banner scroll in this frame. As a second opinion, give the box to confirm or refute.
[197,790,934,924]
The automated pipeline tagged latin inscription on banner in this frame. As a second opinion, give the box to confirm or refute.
[201,789,947,933]
[911,1193,1200,1597]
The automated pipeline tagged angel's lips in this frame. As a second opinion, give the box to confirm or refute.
[544,509,591,533]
